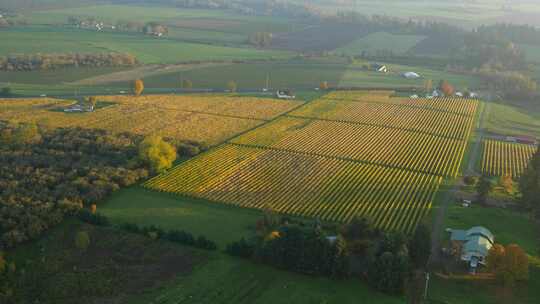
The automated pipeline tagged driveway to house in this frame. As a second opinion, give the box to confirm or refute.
[429,100,488,267]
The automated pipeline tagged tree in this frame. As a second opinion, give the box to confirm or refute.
[181,79,193,89]
[424,79,433,93]
[520,145,540,218]
[476,175,492,205]
[367,251,410,295]
[87,96,97,109]
[487,243,506,273]
[342,217,371,240]
[489,244,529,287]
[75,231,90,251]
[500,244,529,285]
[499,175,514,194]
[12,123,41,146]
[0,87,11,97]
[138,135,177,173]
[227,80,237,93]
[439,80,455,96]
[408,224,431,269]
[134,79,144,96]
[320,81,329,90]
[248,32,272,48]
[0,252,5,273]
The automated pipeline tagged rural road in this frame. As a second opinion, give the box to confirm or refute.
[429,100,487,267]
[466,102,489,175]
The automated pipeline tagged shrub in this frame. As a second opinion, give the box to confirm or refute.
[195,236,217,250]
[0,87,11,97]
[120,223,140,233]
[226,238,256,258]
[75,231,90,251]
[177,143,200,157]
[463,175,478,185]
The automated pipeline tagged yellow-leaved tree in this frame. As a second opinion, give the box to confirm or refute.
[227,80,237,93]
[138,135,177,173]
[134,79,144,96]
[320,81,329,90]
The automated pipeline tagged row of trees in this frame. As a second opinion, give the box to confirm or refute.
[520,145,540,219]
[78,209,218,250]
[0,53,138,71]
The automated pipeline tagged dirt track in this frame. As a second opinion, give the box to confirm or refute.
[70,62,230,86]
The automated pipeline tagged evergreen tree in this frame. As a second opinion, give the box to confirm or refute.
[520,145,540,218]
[408,224,431,269]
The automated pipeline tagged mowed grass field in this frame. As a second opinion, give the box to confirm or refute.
[437,204,540,304]
[0,27,293,64]
[144,91,478,233]
[484,101,540,138]
[335,32,426,56]
[0,94,303,145]
[16,4,295,35]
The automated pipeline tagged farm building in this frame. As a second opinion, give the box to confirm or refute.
[64,104,94,113]
[276,90,296,99]
[449,226,494,271]
[372,64,388,73]
[402,72,421,79]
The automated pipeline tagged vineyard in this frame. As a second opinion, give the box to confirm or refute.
[145,91,478,232]
[0,95,302,144]
[482,139,537,178]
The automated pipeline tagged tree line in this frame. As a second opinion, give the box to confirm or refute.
[0,53,138,71]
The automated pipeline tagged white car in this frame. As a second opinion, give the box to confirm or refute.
[40,94,47,97]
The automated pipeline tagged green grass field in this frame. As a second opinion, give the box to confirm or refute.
[339,62,479,89]
[335,32,426,56]
[97,186,403,304]
[101,187,261,247]
[0,67,129,85]
[133,254,402,304]
[484,101,540,138]
[0,27,293,64]
[141,60,349,89]
[443,205,538,255]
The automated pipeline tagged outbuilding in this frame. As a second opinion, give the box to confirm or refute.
[449,226,494,271]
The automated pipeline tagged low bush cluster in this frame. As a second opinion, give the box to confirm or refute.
[120,223,217,251]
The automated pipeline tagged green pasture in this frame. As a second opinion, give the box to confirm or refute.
[15,4,295,35]
[100,187,261,247]
[0,27,294,64]
[443,204,538,255]
[141,60,349,89]
[134,254,401,304]
[0,67,128,85]
[335,32,426,56]
[484,101,540,138]
[339,63,479,89]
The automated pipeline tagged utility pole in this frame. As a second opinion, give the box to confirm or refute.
[424,272,430,301]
